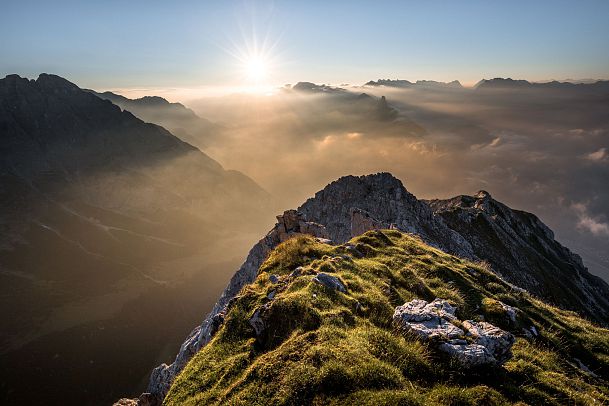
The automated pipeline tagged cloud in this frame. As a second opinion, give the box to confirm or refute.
[572,203,609,236]
[586,147,608,162]
[178,83,609,280]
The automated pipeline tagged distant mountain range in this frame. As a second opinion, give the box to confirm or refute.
[364,79,463,88]
[286,82,424,135]
[474,77,609,91]
[364,77,609,92]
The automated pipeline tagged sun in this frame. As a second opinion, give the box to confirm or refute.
[220,27,281,90]
[245,57,268,83]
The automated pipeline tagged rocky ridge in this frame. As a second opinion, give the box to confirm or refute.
[427,191,609,324]
[162,228,609,405]
[87,90,221,150]
[128,173,609,405]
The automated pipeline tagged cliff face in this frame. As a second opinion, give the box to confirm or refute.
[136,173,609,405]
[297,173,474,258]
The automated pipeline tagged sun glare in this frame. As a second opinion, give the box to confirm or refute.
[220,23,283,92]
[245,57,268,83]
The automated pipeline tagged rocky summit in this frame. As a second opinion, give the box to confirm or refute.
[122,173,609,406]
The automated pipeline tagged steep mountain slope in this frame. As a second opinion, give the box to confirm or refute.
[427,192,609,324]
[0,73,272,405]
[134,173,609,405]
[87,90,220,149]
[166,230,609,405]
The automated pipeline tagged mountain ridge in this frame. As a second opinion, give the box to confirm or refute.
[0,73,273,405]
[86,89,221,150]
[129,173,609,405]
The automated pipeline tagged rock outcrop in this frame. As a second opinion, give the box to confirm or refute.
[298,173,475,259]
[312,272,347,293]
[394,298,515,368]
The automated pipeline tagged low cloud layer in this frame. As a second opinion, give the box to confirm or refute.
[134,82,609,282]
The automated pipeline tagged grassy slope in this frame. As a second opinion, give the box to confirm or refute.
[165,230,609,405]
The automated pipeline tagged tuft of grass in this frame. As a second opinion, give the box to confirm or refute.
[165,231,609,406]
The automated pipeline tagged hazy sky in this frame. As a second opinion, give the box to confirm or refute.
[2,0,609,89]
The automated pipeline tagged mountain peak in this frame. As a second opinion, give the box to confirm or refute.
[475,190,491,199]
[35,73,80,91]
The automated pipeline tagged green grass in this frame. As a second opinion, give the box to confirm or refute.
[165,230,609,405]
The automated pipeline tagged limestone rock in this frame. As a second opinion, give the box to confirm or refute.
[113,399,138,406]
[394,299,514,368]
[463,320,515,364]
[393,299,462,340]
[112,392,158,406]
[439,342,496,367]
[498,301,518,324]
[290,267,304,278]
[249,305,270,337]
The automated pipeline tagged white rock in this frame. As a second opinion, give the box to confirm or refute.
[393,299,462,340]
[439,342,496,367]
[462,320,515,364]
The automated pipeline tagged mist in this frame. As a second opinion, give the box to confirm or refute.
[164,82,609,282]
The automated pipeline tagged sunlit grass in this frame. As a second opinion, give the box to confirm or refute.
[166,230,609,405]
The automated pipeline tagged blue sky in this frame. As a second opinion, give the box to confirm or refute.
[2,0,608,89]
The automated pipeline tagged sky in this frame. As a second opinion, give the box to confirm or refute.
[1,0,609,90]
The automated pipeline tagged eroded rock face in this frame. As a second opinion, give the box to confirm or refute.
[298,173,475,259]
[394,299,514,368]
[350,208,391,237]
